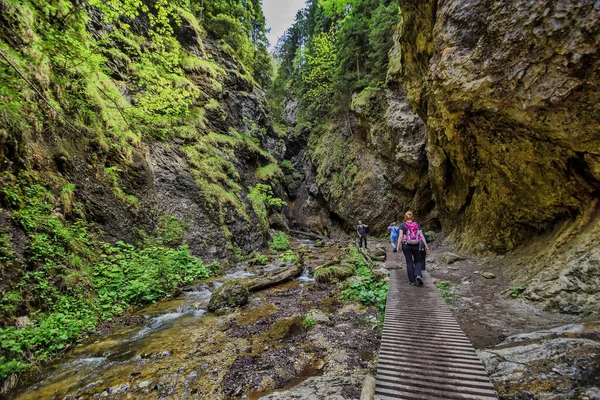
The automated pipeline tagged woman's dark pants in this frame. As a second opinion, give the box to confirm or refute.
[402,243,425,283]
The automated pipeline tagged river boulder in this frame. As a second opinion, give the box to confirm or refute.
[207,279,249,313]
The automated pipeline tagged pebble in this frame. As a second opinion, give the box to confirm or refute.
[138,380,152,389]
[482,272,496,279]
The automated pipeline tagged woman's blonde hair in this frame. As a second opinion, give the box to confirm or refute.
[404,211,414,221]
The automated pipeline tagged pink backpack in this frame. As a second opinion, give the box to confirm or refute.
[404,222,421,244]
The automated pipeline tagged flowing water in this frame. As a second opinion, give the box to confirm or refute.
[11,240,376,400]
[10,265,258,400]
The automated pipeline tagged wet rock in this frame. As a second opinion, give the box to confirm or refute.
[268,213,288,230]
[15,316,31,329]
[368,247,386,262]
[306,309,332,326]
[259,375,365,399]
[479,322,600,399]
[372,267,390,280]
[583,387,600,400]
[207,279,249,313]
[481,272,496,279]
[437,252,465,265]
[138,380,152,389]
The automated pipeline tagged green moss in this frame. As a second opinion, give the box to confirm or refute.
[315,265,354,283]
[256,163,284,182]
[280,159,293,171]
[264,317,301,340]
[435,281,457,308]
[104,167,139,208]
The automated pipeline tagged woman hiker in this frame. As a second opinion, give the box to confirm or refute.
[397,211,429,286]
[388,222,400,252]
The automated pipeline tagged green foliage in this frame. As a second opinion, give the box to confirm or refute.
[0,178,215,380]
[0,230,14,263]
[257,163,284,182]
[104,167,139,208]
[93,241,211,308]
[269,0,401,123]
[270,231,291,252]
[435,281,457,308]
[301,316,317,330]
[341,264,388,311]
[202,0,273,86]
[510,284,528,298]
[235,246,245,262]
[251,253,269,265]
[364,314,384,331]
[248,184,286,229]
[279,250,297,262]
[249,184,286,208]
[300,31,337,116]
[156,214,188,247]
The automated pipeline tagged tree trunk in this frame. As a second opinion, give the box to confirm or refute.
[247,263,303,291]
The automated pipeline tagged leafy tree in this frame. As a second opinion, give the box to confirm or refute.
[269,0,402,121]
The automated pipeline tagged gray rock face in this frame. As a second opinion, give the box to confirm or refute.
[479,322,600,399]
[258,375,364,400]
[207,279,249,313]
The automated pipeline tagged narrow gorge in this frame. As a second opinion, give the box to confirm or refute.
[0,0,599,399]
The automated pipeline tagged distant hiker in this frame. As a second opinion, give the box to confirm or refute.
[357,221,368,249]
[388,222,401,252]
[397,211,429,286]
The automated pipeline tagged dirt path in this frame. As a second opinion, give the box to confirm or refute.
[376,238,585,349]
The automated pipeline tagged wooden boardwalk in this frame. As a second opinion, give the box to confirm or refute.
[376,270,498,400]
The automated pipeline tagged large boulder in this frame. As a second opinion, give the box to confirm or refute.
[314,263,354,284]
[259,375,365,400]
[479,323,600,399]
[207,279,249,313]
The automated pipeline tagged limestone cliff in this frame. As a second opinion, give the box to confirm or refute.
[395,0,600,312]
[283,86,434,238]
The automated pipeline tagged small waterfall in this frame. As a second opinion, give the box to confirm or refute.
[297,265,315,282]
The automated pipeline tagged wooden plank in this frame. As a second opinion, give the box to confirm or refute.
[376,269,498,399]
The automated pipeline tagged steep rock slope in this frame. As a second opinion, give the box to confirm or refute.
[396,0,600,312]
[285,86,432,238]
[0,0,285,382]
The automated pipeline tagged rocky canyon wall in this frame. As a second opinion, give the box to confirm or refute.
[395,0,600,312]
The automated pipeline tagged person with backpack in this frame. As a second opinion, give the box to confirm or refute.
[397,211,429,286]
[356,221,368,249]
[388,222,401,252]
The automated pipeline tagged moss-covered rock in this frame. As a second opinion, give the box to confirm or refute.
[207,279,249,313]
[314,263,354,284]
